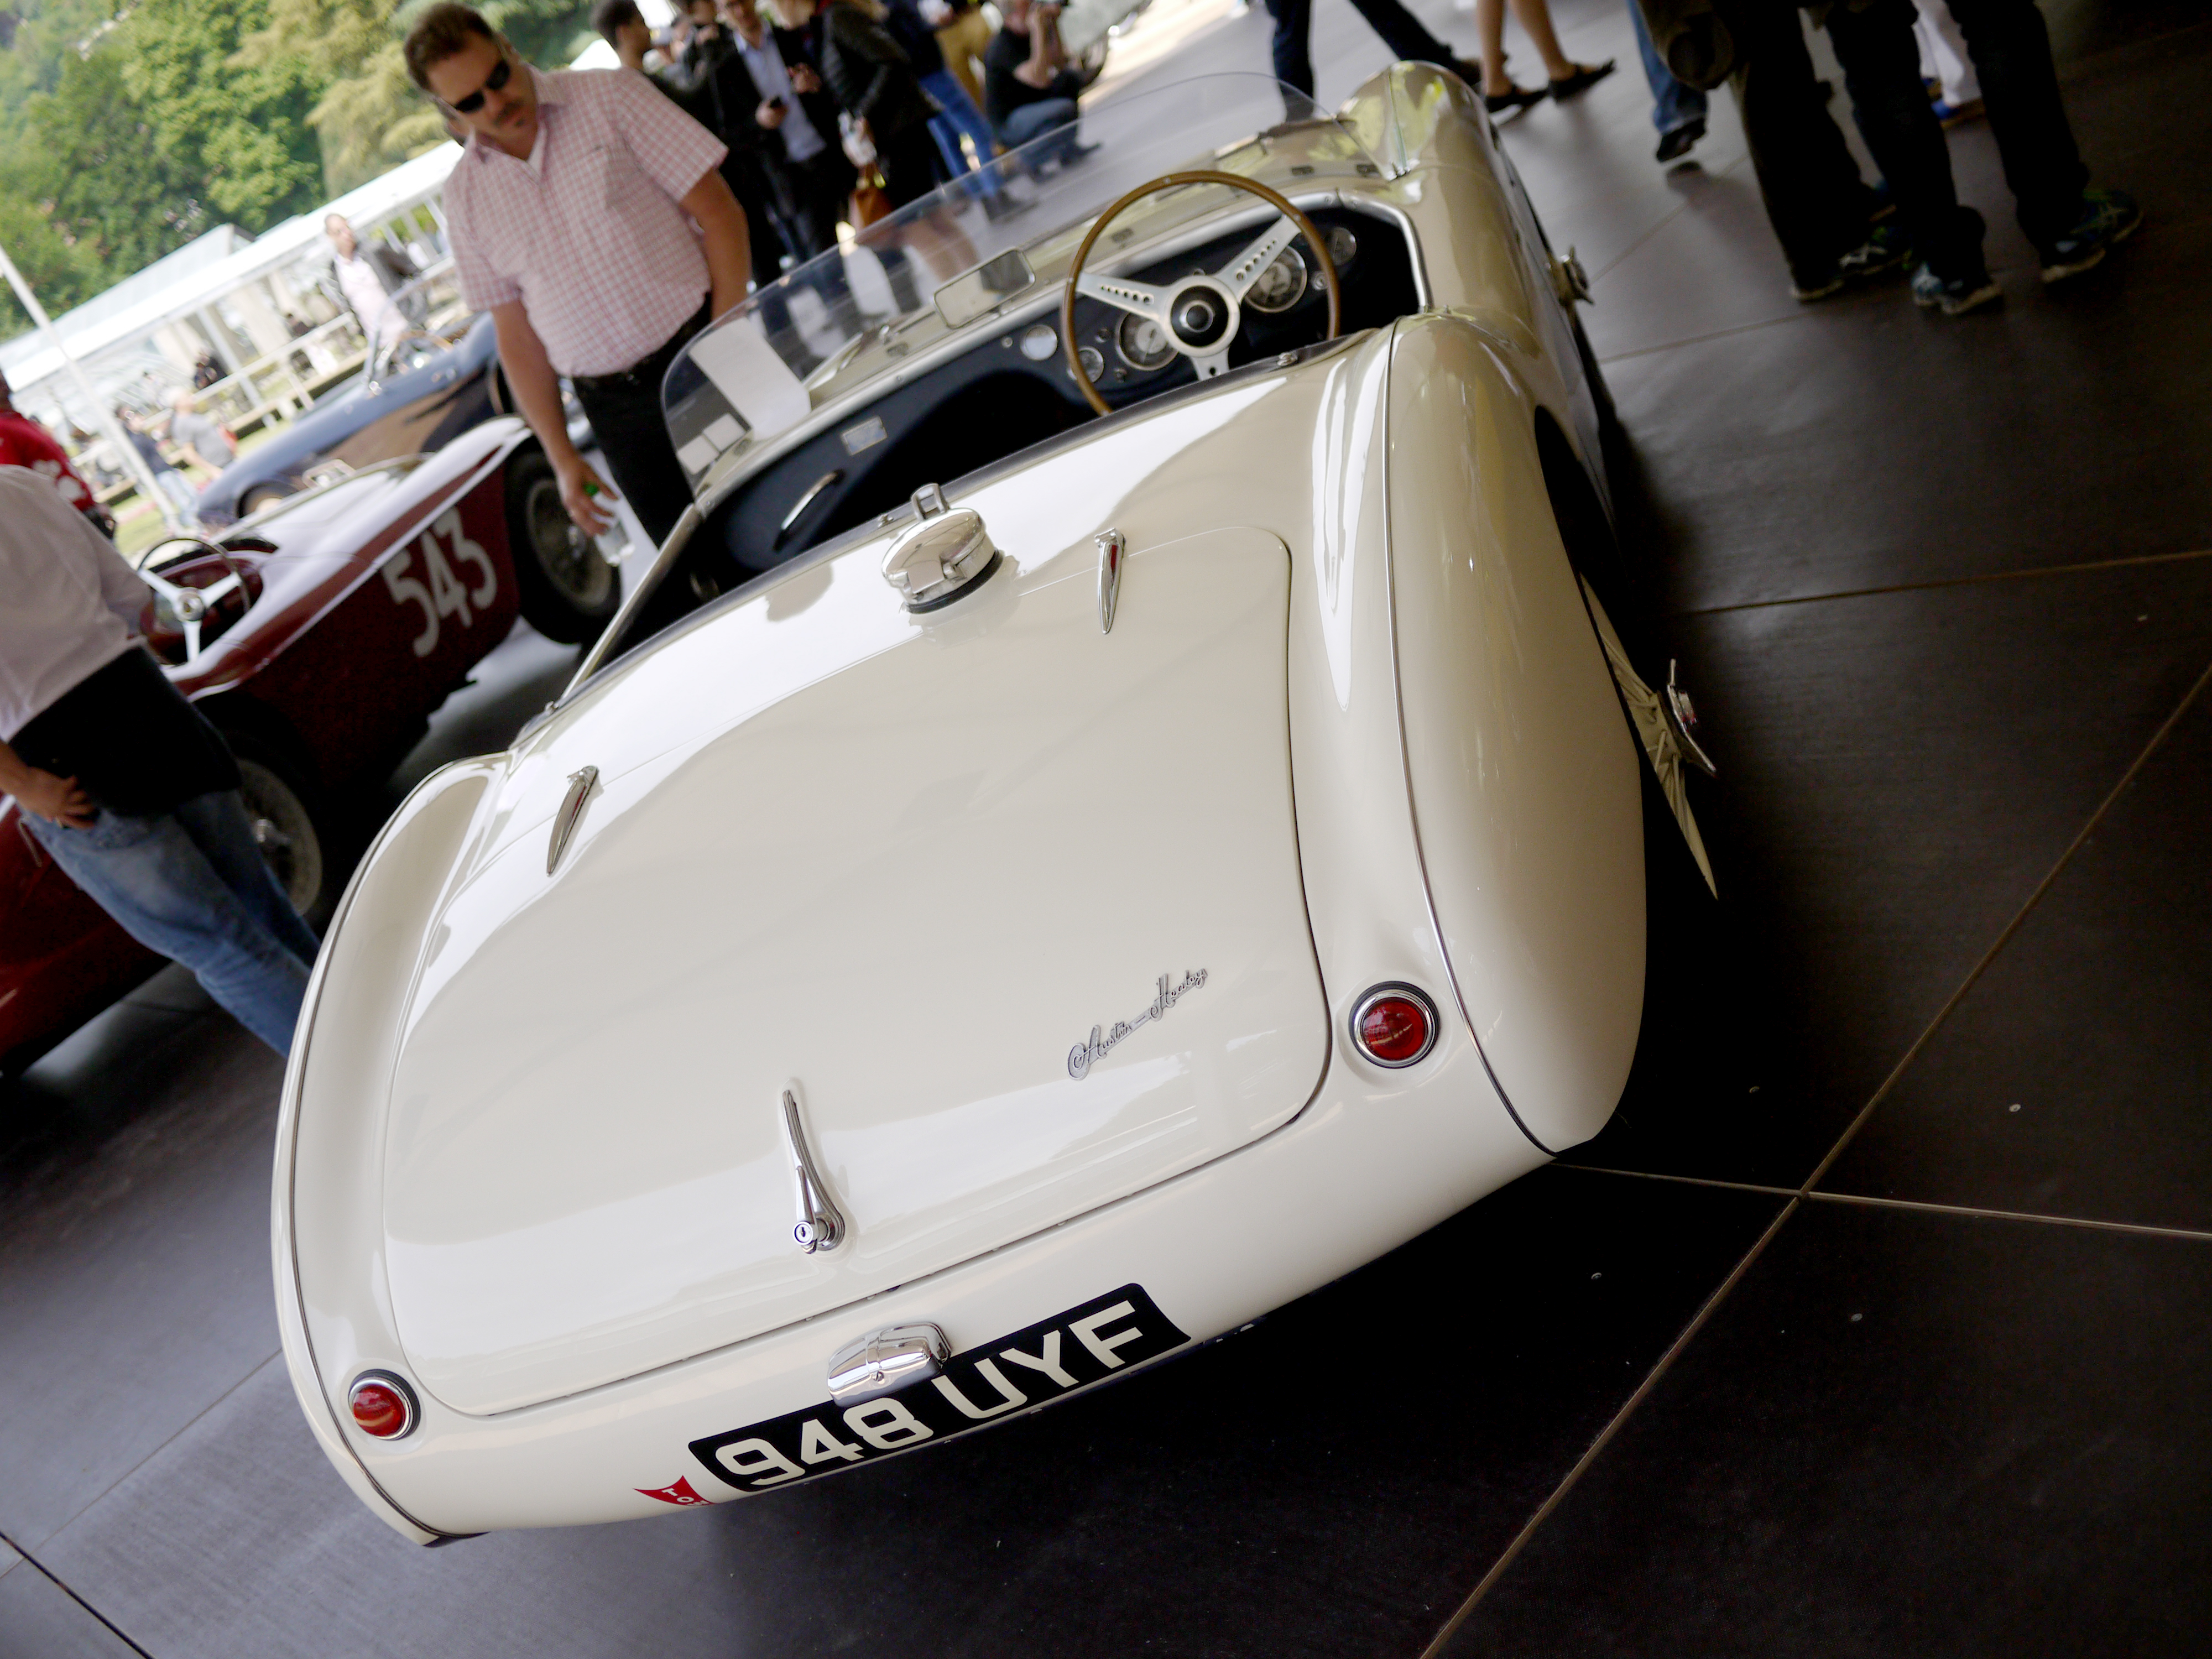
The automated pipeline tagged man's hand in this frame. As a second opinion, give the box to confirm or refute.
[789,63,821,94]
[0,751,96,828]
[758,97,788,128]
[556,452,619,536]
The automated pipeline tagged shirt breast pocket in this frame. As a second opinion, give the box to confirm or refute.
[598,139,655,215]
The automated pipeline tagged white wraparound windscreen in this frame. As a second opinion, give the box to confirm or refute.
[379,527,1330,1415]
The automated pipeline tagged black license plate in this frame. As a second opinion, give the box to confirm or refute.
[690,1284,1189,1492]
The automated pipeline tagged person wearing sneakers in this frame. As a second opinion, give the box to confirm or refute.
[1638,0,2136,314]
[1819,0,2136,311]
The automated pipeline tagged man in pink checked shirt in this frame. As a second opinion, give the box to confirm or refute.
[404,3,754,551]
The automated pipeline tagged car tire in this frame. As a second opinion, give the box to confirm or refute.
[504,446,622,645]
[228,745,329,923]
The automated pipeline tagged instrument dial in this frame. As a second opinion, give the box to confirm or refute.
[1325,226,1358,268]
[1246,249,1309,314]
[1116,311,1177,371]
[1075,346,1106,382]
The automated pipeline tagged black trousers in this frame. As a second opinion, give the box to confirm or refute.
[570,300,711,550]
[1922,0,2088,249]
[1261,0,1458,99]
[1725,0,1882,285]
[1823,0,1985,282]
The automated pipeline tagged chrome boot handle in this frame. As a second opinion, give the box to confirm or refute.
[782,1088,846,1253]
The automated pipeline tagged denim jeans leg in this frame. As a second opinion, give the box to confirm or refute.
[24,801,315,1055]
[170,790,324,966]
[1628,0,1707,133]
[921,70,1002,196]
[999,99,1079,166]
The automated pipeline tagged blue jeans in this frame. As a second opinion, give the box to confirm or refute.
[920,69,1001,197]
[24,789,320,1055]
[1628,0,1707,134]
[998,97,1081,167]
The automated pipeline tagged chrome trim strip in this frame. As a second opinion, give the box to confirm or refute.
[563,500,702,696]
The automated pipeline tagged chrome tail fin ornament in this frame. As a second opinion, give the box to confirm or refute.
[1095,528,1125,634]
[546,765,598,875]
[781,1087,847,1254]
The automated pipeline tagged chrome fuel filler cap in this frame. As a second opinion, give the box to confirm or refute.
[880,483,1001,611]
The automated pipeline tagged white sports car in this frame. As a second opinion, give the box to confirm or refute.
[275,67,1714,1542]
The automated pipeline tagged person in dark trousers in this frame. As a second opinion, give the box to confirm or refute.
[884,0,1005,209]
[1260,0,1484,103]
[0,467,319,1054]
[1640,0,2136,312]
[813,0,945,208]
[408,2,752,548]
[982,0,1085,163]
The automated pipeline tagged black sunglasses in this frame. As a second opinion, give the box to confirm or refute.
[447,55,514,115]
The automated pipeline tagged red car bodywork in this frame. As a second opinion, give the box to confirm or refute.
[1,416,542,1072]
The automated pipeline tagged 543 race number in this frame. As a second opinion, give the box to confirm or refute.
[383,509,497,658]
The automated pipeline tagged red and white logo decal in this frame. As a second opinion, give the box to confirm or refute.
[638,1477,711,1506]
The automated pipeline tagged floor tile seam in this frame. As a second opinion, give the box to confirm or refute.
[0,1531,154,1658]
[1594,307,1817,367]
[1795,654,2212,1195]
[1671,546,2212,619]
[1562,1163,2212,1245]
[1801,1187,2212,1244]
[1554,1160,1797,1201]
[1585,151,1758,289]
[28,1347,283,1557]
[1414,1194,1803,1658]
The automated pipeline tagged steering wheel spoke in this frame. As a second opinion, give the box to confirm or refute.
[1190,349,1232,380]
[1217,215,1305,301]
[1073,269,1172,322]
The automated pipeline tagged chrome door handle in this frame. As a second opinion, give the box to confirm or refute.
[773,469,844,549]
[782,1087,846,1253]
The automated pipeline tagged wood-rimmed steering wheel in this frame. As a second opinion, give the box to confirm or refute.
[1060,169,1343,417]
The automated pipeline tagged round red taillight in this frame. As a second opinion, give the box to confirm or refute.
[348,1371,419,1439]
[1350,984,1439,1068]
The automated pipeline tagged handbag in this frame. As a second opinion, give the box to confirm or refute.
[849,169,894,228]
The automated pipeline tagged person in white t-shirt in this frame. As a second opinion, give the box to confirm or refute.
[0,468,319,1053]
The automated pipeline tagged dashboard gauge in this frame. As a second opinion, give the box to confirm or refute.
[1324,225,1358,269]
[1116,311,1177,371]
[1076,346,1106,382]
[1245,249,1309,314]
[1020,324,1059,361]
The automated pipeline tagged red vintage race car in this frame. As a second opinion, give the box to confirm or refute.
[0,417,619,1075]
